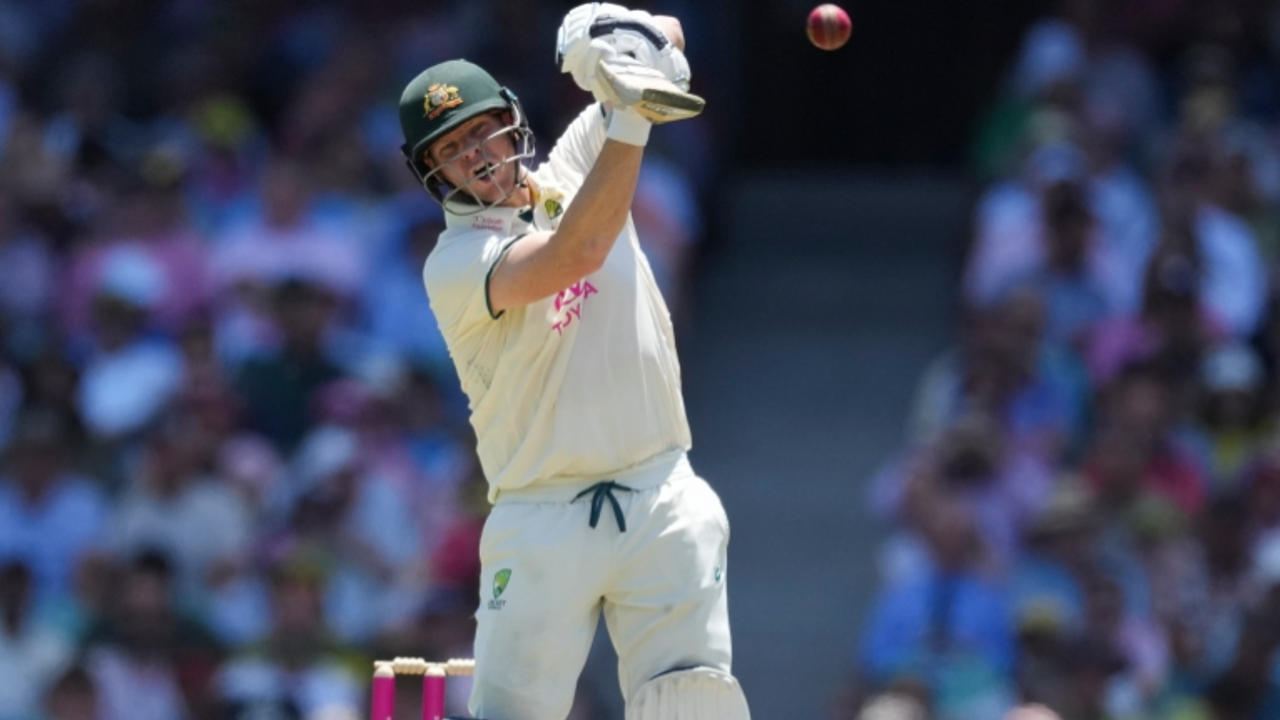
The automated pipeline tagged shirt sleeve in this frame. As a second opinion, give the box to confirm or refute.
[542,103,608,186]
[422,231,518,335]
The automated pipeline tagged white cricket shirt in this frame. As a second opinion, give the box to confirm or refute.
[422,103,691,500]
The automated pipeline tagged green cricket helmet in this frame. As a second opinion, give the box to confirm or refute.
[398,59,535,210]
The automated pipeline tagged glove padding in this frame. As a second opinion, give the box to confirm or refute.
[556,3,692,94]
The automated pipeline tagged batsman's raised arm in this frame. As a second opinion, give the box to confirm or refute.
[487,138,644,315]
[487,6,698,315]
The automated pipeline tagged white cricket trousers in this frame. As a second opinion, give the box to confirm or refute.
[468,450,733,720]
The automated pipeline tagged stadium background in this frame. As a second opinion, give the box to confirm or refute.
[1,1,1278,719]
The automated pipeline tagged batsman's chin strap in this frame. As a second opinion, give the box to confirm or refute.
[572,480,635,532]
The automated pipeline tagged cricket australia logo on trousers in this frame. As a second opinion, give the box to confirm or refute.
[488,568,512,610]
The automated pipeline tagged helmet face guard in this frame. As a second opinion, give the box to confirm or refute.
[407,89,536,214]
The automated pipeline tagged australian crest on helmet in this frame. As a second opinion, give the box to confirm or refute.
[423,83,463,119]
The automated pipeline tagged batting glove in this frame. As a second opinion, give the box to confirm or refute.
[556,3,693,93]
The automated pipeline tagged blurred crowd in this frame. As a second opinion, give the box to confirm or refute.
[0,1,709,719]
[849,1,1280,720]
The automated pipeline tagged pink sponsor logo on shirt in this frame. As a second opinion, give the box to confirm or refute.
[550,280,598,335]
[472,216,504,232]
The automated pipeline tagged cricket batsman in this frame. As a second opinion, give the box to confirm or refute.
[396,3,750,719]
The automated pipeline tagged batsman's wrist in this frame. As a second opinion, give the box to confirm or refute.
[605,106,651,146]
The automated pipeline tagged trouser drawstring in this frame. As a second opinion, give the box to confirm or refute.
[571,481,635,532]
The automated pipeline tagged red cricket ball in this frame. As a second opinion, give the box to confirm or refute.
[807,4,852,51]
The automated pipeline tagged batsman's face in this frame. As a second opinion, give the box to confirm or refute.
[427,112,521,205]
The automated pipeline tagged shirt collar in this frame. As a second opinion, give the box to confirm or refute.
[444,201,529,235]
[442,185,562,234]
[442,176,546,235]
